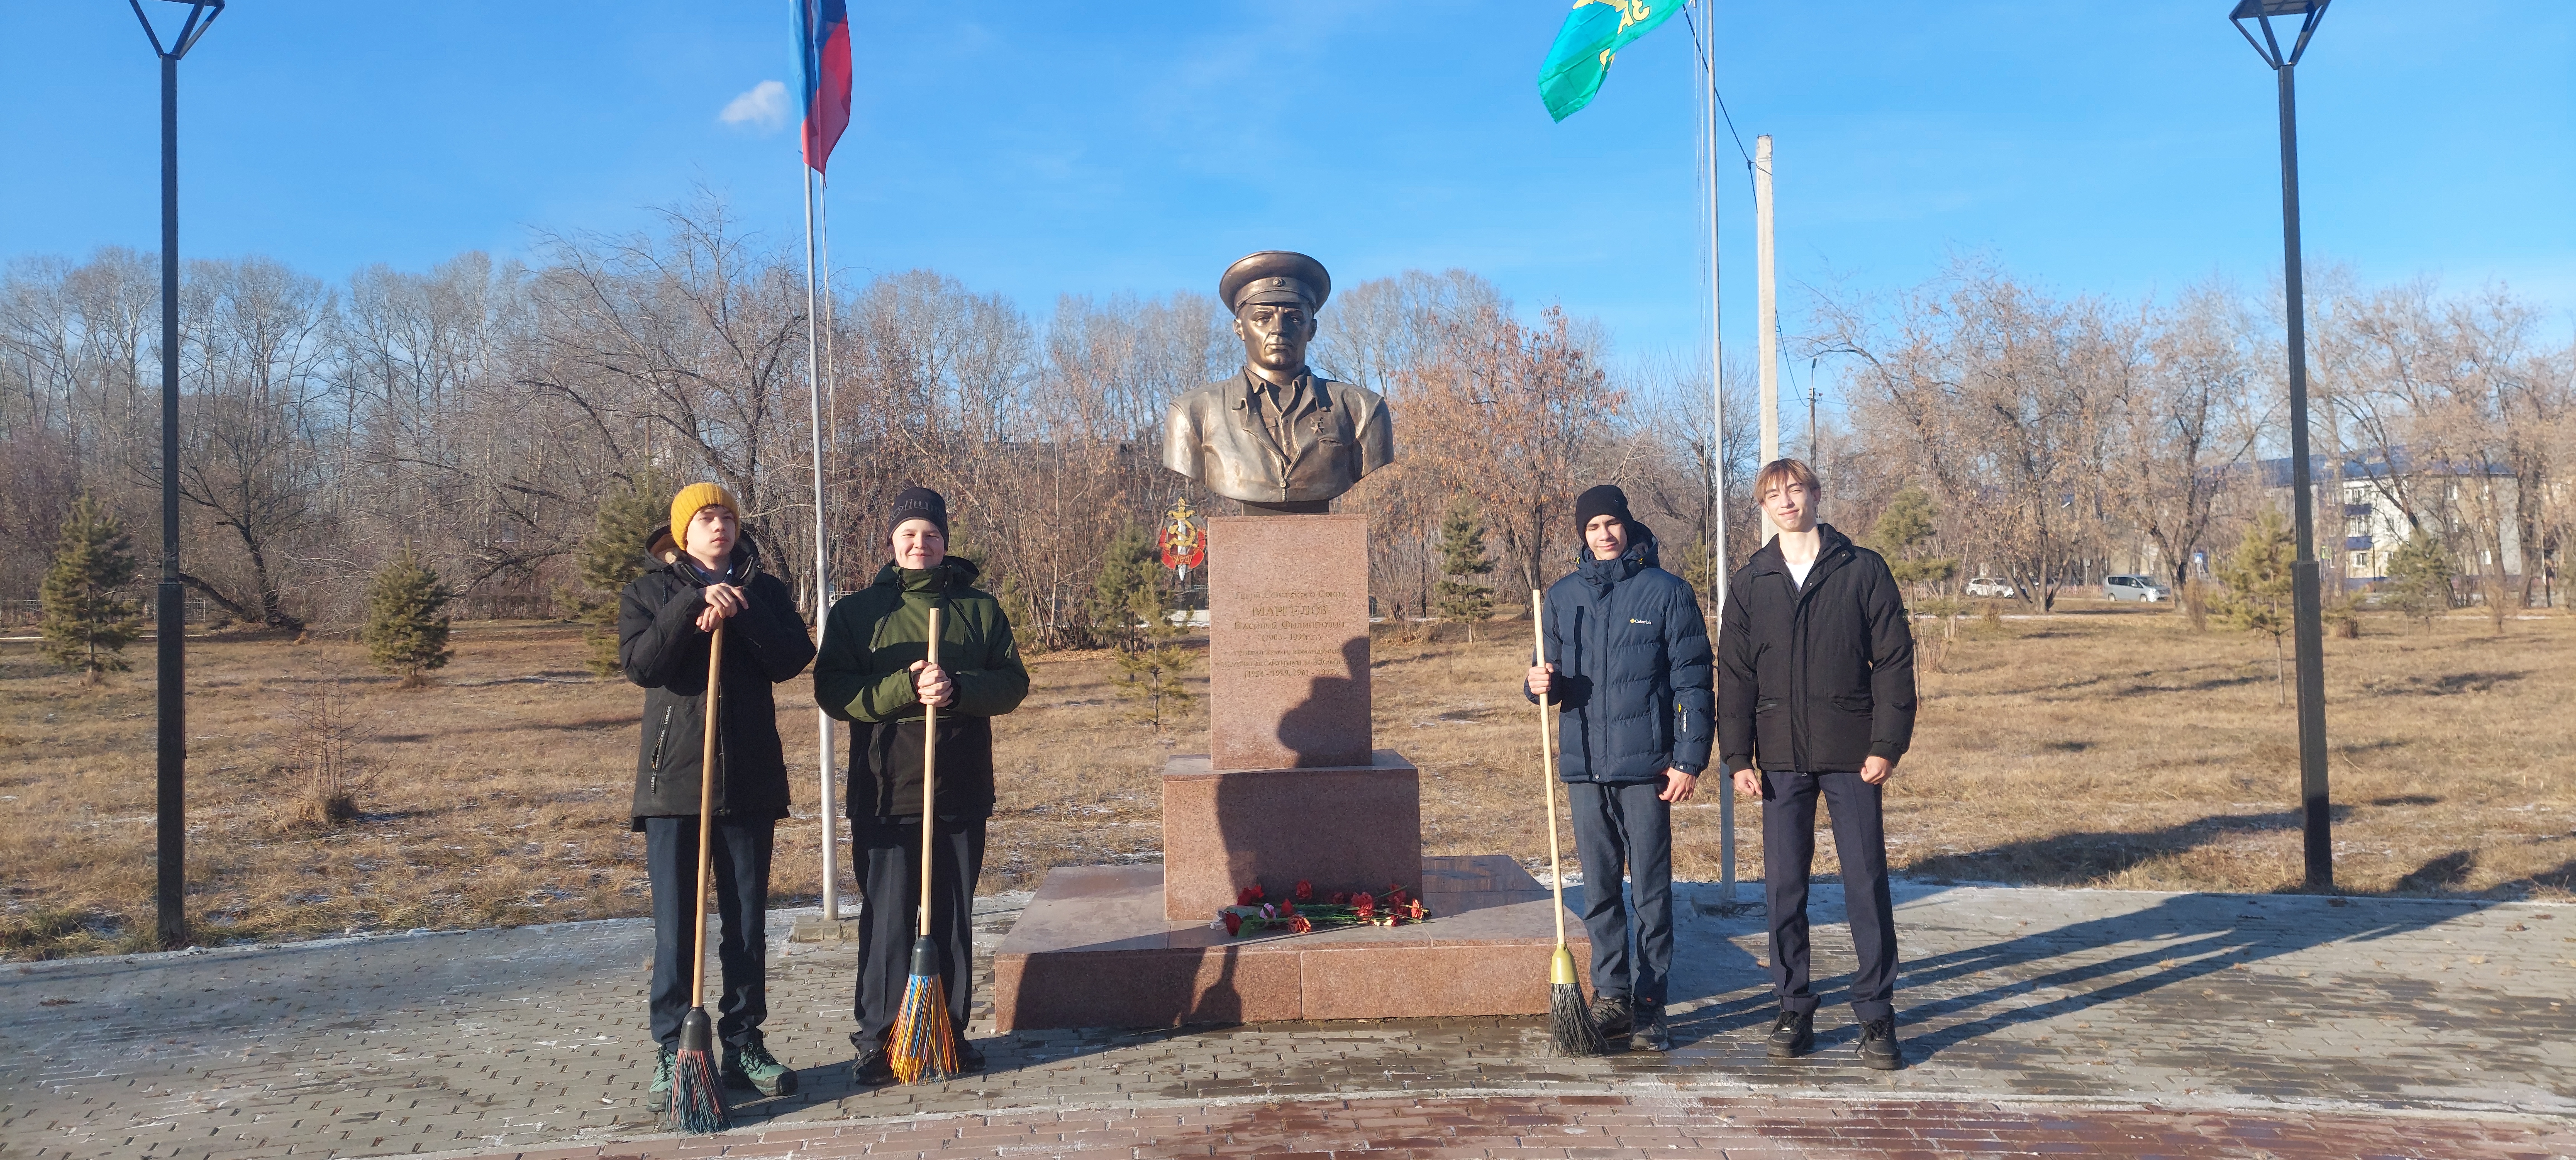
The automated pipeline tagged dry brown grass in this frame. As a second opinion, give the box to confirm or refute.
[1374,603,2575,901]
[3,604,2569,960]
[0,622,1204,959]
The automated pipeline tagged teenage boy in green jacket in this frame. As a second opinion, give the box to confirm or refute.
[813,487,1029,1084]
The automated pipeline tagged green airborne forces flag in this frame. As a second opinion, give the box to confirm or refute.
[1537,0,1684,121]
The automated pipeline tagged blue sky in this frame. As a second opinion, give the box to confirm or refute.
[4,1,2570,368]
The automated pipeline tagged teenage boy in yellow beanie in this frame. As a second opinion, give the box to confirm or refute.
[619,482,816,1108]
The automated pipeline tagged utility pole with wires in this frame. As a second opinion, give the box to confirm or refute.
[1807,357,1821,463]
[1755,133,1780,538]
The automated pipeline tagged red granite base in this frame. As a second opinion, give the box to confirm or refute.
[1160,751,1421,920]
[991,855,1591,1031]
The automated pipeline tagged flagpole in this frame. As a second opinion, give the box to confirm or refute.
[820,179,839,483]
[1698,0,1736,906]
[803,160,850,923]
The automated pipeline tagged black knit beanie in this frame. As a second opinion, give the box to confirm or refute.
[1573,484,1632,534]
[887,486,949,540]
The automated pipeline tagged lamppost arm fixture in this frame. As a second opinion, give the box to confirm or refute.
[2230,0,2329,70]
[130,0,225,61]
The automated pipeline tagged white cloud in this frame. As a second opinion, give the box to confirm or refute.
[719,80,790,133]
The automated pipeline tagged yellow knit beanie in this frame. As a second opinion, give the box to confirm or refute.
[669,482,740,548]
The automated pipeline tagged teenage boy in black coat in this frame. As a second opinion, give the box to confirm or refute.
[619,482,816,1106]
[1523,484,1713,1051]
[1719,459,1917,1070]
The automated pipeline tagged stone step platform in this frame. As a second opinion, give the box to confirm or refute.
[991,854,1592,1030]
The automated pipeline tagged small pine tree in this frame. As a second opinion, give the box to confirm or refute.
[38,495,142,684]
[1089,524,1163,650]
[2213,509,2297,703]
[1111,584,1197,733]
[1874,489,1960,594]
[568,472,670,675]
[365,551,454,686]
[1870,487,1939,558]
[1432,497,1496,640]
[2382,530,2454,631]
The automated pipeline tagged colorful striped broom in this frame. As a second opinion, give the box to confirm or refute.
[888,607,960,1084]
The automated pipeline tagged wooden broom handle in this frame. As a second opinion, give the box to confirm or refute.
[1531,590,1566,948]
[689,622,724,1008]
[917,607,943,934]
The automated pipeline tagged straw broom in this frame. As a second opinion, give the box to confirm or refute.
[668,623,732,1132]
[1533,589,1611,1056]
[888,606,961,1083]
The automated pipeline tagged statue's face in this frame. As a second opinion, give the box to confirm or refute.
[1233,303,1315,378]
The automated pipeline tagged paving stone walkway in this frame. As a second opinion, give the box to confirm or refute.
[5,881,2571,1159]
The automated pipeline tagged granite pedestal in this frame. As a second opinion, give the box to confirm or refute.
[1205,514,1374,770]
[1160,750,1420,920]
[992,856,1590,1030]
[995,514,1567,1028]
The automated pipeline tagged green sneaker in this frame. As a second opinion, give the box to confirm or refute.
[723,1031,799,1096]
[645,1044,675,1112]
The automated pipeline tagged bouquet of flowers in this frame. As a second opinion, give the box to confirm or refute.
[1215,879,1432,938]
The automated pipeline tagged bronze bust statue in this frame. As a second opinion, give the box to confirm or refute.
[1162,251,1396,513]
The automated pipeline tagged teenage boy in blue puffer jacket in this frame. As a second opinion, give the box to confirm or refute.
[1524,484,1713,1051]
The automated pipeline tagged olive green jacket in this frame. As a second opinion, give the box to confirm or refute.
[813,557,1028,818]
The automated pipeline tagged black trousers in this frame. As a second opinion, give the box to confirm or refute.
[645,815,775,1048]
[1565,781,1674,1007]
[850,812,986,1044]
[1759,769,1898,1022]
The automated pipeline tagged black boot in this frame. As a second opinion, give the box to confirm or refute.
[1858,1017,1904,1071]
[1633,1002,1673,1051]
[848,1030,894,1086]
[1587,993,1634,1043]
[1765,1008,1814,1058]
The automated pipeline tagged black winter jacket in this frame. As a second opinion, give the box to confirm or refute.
[618,535,817,828]
[1716,524,1916,775]
[1526,530,1715,783]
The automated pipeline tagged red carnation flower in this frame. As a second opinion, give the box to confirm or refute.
[1236,885,1265,907]
[1293,880,1315,903]
[1288,916,1313,934]
[1329,891,1350,905]
[1407,898,1428,919]
[1350,893,1376,918]
[1223,911,1243,936]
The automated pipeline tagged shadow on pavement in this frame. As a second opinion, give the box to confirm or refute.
[1881,886,2484,1062]
[1900,805,2354,886]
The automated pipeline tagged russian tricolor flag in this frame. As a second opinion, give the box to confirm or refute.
[792,0,852,174]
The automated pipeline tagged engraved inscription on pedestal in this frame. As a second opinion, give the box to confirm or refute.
[1207,515,1372,770]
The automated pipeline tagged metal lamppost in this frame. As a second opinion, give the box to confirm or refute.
[130,0,225,948]
[2229,0,2334,890]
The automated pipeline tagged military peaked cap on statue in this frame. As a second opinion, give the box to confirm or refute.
[1218,250,1332,316]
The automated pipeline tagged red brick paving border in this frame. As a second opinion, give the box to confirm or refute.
[458,1094,2576,1159]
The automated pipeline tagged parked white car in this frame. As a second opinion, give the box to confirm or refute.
[2104,574,2170,602]
[1963,577,2016,598]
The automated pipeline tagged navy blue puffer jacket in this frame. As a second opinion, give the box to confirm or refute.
[1526,529,1714,783]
